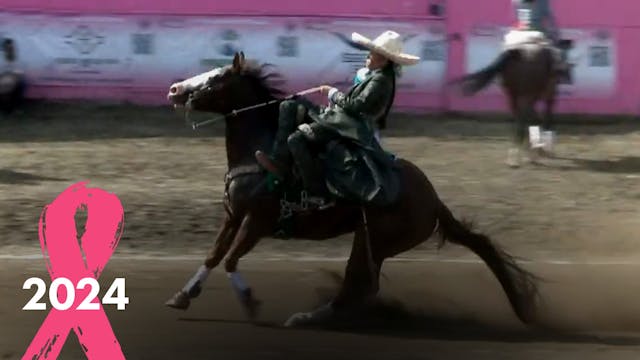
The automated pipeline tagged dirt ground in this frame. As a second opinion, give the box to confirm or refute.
[0,102,638,261]
[1,102,640,359]
[3,260,640,360]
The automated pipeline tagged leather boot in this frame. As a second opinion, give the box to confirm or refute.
[255,100,300,179]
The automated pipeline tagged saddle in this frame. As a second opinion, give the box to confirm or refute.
[263,138,400,239]
[502,29,573,83]
[503,29,549,50]
[263,167,336,239]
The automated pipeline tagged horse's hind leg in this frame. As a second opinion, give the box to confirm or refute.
[165,213,237,310]
[285,217,383,327]
[541,84,557,156]
[333,224,382,310]
[543,92,555,132]
[507,95,526,167]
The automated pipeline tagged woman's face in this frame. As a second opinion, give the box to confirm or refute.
[366,52,389,70]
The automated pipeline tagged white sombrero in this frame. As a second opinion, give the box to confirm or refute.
[351,30,420,66]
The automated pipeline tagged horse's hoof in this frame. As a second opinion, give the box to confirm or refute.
[506,158,521,168]
[284,312,311,327]
[506,148,521,168]
[284,303,334,328]
[528,148,542,164]
[239,288,262,321]
[539,148,555,159]
[165,290,191,310]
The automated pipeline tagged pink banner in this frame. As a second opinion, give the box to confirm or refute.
[445,0,639,114]
[2,0,639,114]
[1,0,440,18]
[2,13,447,109]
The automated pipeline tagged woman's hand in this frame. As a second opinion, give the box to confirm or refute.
[318,85,333,96]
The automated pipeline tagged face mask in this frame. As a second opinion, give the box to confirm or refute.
[353,67,370,85]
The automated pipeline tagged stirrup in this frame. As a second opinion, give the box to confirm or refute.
[308,197,335,210]
[300,191,334,210]
[317,200,336,210]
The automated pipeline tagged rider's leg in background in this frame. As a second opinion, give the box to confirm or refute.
[547,29,572,84]
[558,44,572,83]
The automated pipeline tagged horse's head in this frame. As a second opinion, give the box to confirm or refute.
[167,52,283,114]
[168,52,283,166]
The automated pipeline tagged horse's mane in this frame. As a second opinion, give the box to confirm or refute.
[237,60,286,100]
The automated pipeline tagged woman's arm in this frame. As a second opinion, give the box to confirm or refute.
[328,77,391,115]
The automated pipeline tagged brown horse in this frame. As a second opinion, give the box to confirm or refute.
[452,39,560,167]
[165,52,538,327]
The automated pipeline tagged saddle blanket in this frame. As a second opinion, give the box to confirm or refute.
[503,30,548,49]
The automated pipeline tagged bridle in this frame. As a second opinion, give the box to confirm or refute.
[180,86,323,130]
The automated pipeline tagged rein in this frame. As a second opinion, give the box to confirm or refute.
[185,86,323,130]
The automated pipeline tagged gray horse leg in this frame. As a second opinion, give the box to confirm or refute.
[507,96,526,167]
[165,216,237,310]
[222,213,263,320]
[541,87,557,156]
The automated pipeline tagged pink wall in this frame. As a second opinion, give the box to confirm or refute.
[3,0,639,115]
[1,0,440,18]
[445,0,640,114]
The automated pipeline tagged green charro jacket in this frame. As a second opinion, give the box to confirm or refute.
[307,65,401,206]
[309,65,394,146]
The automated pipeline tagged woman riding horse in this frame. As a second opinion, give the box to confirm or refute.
[166,50,539,328]
[513,0,559,41]
[513,0,570,80]
[471,0,564,97]
[352,67,384,142]
[453,0,567,167]
[255,30,419,202]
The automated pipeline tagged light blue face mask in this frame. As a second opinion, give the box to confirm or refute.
[353,67,369,85]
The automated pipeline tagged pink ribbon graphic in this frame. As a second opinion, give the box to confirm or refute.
[22,182,126,359]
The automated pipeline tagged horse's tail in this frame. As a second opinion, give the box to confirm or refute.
[450,49,520,96]
[435,197,538,324]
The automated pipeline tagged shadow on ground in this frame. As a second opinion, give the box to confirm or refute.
[532,155,640,174]
[176,295,640,346]
[178,269,640,346]
[309,297,640,346]
[560,156,640,174]
[0,168,66,185]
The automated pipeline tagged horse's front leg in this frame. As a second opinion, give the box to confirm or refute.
[222,213,264,320]
[165,213,237,309]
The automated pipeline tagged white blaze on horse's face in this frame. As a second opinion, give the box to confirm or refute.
[167,67,223,104]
